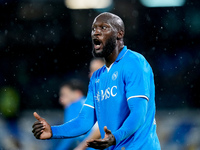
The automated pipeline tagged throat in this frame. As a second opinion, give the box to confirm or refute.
[104,44,124,68]
[104,51,117,68]
[106,62,114,72]
[105,61,113,68]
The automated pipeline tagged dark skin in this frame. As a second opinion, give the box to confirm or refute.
[32,112,52,140]
[86,126,116,149]
[32,12,125,149]
[91,13,124,67]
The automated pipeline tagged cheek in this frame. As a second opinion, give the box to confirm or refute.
[59,96,69,103]
[103,32,115,42]
[59,98,65,106]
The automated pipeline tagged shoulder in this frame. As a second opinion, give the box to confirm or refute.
[125,50,149,68]
[126,50,147,63]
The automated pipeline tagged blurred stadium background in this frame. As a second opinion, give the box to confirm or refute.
[0,0,200,149]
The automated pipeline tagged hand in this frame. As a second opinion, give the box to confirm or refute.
[32,112,52,140]
[86,126,116,149]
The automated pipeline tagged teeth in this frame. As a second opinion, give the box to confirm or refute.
[95,44,101,50]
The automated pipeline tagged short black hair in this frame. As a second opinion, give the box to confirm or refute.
[60,78,86,95]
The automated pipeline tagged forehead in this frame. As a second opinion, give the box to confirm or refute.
[92,15,114,26]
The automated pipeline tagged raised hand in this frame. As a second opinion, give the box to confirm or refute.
[32,112,52,140]
[86,126,116,149]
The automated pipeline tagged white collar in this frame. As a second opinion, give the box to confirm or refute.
[106,63,114,72]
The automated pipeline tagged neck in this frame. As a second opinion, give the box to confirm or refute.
[105,41,124,68]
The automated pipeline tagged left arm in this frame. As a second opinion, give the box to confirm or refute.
[112,97,147,145]
[112,55,150,144]
[86,97,147,149]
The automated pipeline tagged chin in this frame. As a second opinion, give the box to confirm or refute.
[95,49,103,54]
[92,48,104,58]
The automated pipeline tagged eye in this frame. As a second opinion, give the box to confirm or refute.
[92,27,96,31]
[102,26,107,30]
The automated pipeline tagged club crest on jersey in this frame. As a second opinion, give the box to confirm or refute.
[112,71,118,81]
[95,79,100,83]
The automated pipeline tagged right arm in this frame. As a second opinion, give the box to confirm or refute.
[32,103,96,140]
[51,104,96,138]
[32,77,96,140]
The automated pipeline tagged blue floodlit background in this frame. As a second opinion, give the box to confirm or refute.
[0,0,200,149]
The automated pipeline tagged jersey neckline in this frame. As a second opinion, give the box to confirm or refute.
[105,46,128,72]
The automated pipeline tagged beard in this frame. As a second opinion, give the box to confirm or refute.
[92,36,116,58]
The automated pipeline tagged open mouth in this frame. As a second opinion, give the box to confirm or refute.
[93,39,102,50]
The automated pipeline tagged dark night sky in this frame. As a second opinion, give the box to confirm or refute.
[0,0,200,110]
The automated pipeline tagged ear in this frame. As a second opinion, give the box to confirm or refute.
[117,30,124,40]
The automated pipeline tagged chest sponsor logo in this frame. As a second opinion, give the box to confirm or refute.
[95,86,117,102]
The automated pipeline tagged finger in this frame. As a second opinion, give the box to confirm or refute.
[85,142,89,147]
[32,121,43,129]
[32,123,43,132]
[87,141,108,149]
[34,127,44,137]
[104,126,111,134]
[33,126,43,135]
[90,139,108,144]
[32,126,44,134]
[87,141,99,148]
[33,112,44,122]
[86,139,95,143]
[87,140,108,148]
[35,130,43,139]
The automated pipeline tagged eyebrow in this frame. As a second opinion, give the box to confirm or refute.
[92,22,112,29]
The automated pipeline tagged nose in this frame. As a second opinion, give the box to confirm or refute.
[92,28,101,37]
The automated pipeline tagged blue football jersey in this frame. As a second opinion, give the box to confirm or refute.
[84,46,160,149]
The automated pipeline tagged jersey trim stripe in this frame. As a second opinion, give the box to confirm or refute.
[84,104,95,109]
[127,95,149,101]
[118,50,128,61]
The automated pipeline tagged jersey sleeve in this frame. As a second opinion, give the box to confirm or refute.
[51,76,96,139]
[124,55,152,101]
[112,97,147,145]
[51,104,96,139]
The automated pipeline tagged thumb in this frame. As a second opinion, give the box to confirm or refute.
[33,112,43,121]
[104,126,111,134]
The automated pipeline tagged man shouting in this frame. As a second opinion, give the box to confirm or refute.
[32,12,161,150]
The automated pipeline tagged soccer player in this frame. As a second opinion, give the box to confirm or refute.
[32,12,161,149]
